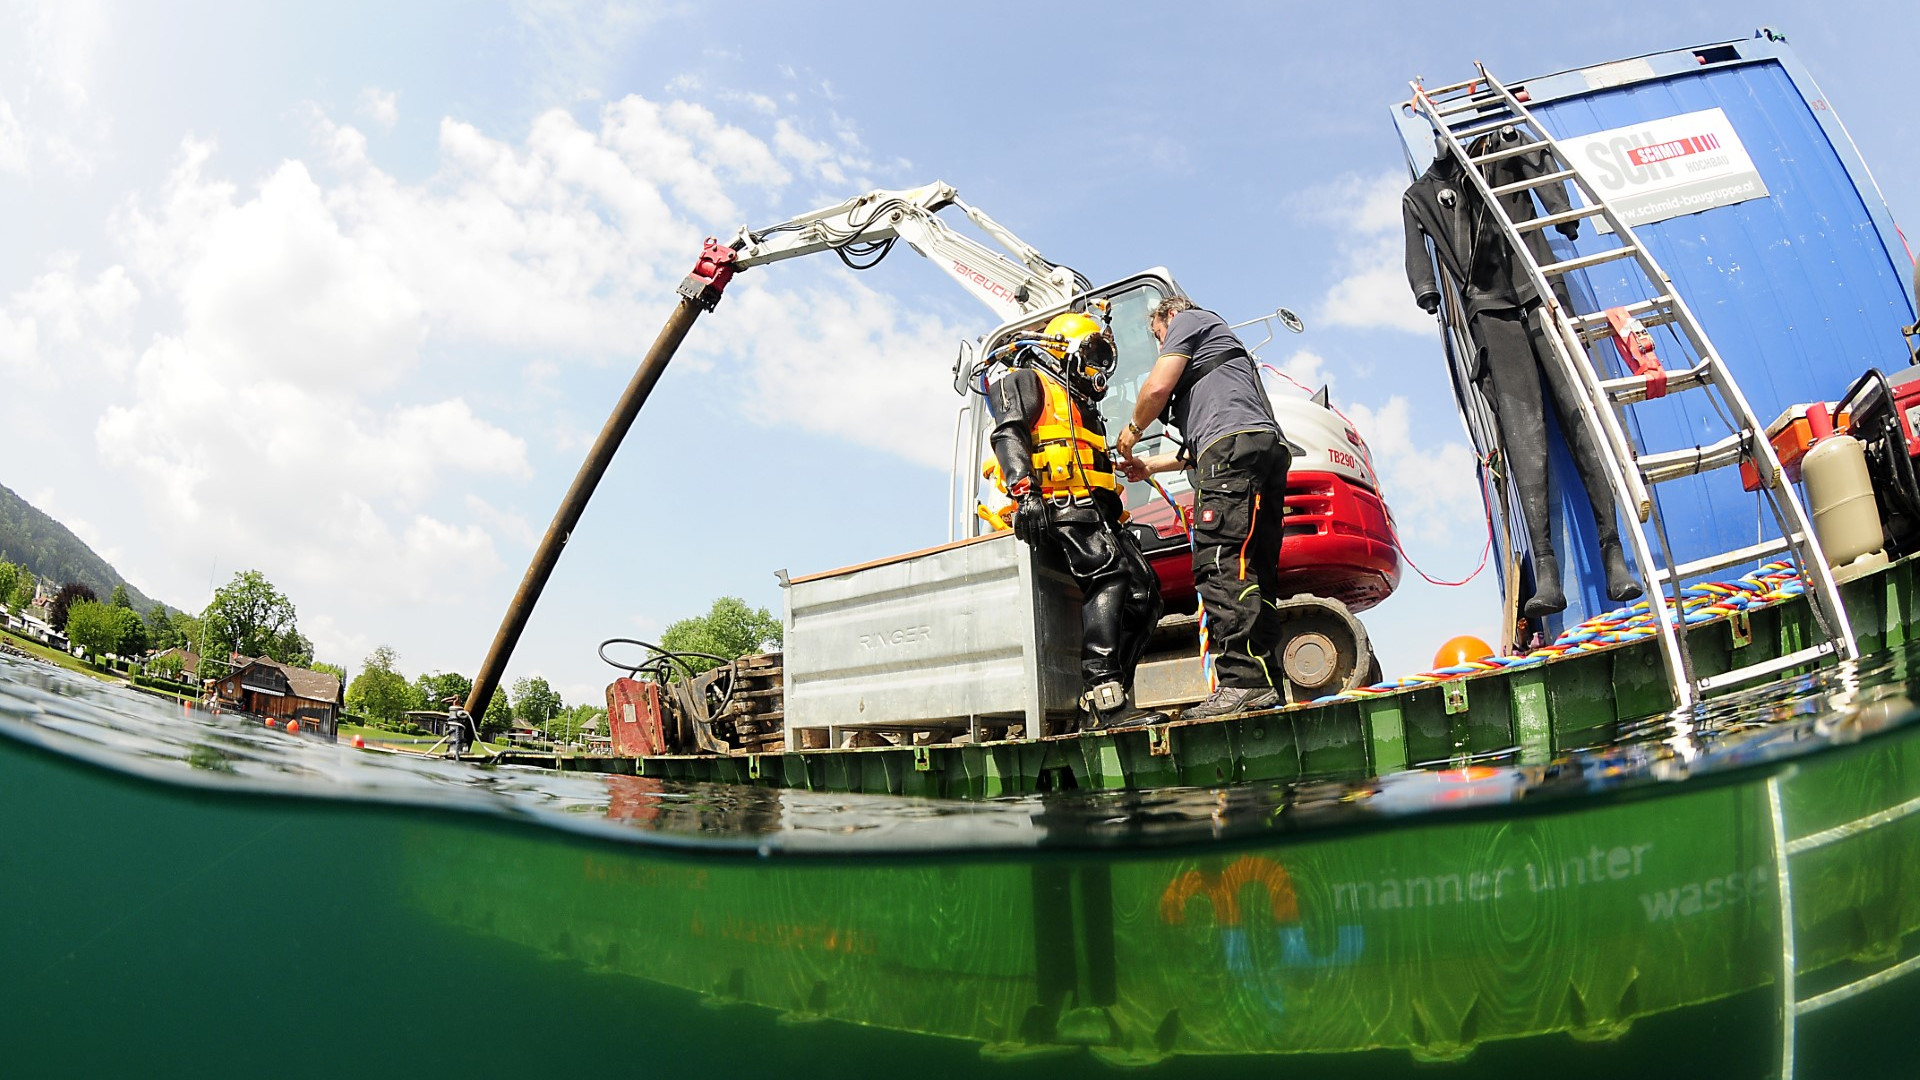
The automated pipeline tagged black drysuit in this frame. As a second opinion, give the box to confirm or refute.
[1402,130,1626,613]
[987,363,1163,697]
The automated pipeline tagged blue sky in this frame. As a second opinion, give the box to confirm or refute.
[2,1,1913,707]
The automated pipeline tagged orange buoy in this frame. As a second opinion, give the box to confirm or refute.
[1433,635,1495,669]
[264,717,277,728]
[286,719,301,735]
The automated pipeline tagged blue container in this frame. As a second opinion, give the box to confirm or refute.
[1396,30,1918,640]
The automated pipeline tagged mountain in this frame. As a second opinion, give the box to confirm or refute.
[0,482,170,614]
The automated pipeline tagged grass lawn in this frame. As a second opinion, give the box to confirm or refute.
[1,628,117,681]
[337,721,507,753]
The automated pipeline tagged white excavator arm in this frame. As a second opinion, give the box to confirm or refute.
[731,181,1087,320]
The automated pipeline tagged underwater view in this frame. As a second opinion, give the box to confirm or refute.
[4,646,1920,1079]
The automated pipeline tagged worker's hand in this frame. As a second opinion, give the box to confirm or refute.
[1012,493,1051,545]
[1116,420,1142,460]
[1117,455,1150,483]
[1556,220,1580,241]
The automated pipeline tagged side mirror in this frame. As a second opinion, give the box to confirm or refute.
[952,340,978,396]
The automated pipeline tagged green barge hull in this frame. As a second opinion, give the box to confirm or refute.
[414,725,1920,1066]
[493,554,1920,798]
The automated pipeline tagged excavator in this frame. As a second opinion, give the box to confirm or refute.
[467,181,1404,743]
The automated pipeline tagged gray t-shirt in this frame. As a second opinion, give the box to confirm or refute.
[1159,309,1278,461]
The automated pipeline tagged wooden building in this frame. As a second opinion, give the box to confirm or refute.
[210,656,343,740]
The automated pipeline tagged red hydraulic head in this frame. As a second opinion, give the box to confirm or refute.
[678,238,740,311]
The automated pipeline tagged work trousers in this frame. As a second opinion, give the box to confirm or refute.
[1049,500,1163,692]
[1189,430,1292,689]
[1469,306,1619,560]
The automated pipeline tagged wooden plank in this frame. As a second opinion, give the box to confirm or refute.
[786,532,1004,585]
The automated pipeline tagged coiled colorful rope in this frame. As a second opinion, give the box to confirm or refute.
[1307,561,1806,705]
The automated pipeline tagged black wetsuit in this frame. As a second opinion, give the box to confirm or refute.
[987,362,1163,695]
[1402,132,1625,612]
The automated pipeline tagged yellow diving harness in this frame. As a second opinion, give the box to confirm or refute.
[977,336,1121,531]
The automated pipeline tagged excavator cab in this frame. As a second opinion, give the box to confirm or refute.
[958,270,1401,620]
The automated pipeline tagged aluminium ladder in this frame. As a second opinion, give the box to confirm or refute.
[1408,63,1858,710]
[1767,772,1920,1079]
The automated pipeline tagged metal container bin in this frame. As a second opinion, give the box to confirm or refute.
[781,532,1082,743]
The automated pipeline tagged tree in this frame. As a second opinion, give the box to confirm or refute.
[113,606,148,656]
[6,571,31,615]
[149,652,187,682]
[510,675,563,732]
[308,660,347,682]
[345,645,423,726]
[48,583,98,632]
[64,600,121,661]
[482,691,514,738]
[146,605,184,650]
[201,570,300,663]
[274,628,316,667]
[0,563,19,613]
[169,611,202,653]
[416,671,473,710]
[109,584,132,609]
[549,703,605,745]
[658,596,783,674]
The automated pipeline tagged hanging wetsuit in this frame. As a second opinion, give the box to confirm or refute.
[1402,127,1641,617]
[988,349,1163,730]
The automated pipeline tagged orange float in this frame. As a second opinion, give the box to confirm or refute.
[286,720,301,735]
[1433,634,1495,669]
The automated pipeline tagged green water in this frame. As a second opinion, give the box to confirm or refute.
[3,655,1920,1077]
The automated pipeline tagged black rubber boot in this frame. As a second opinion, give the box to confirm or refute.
[1600,538,1642,602]
[1080,682,1165,732]
[1524,553,1566,617]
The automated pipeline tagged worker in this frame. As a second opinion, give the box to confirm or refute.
[987,311,1165,731]
[1115,296,1288,719]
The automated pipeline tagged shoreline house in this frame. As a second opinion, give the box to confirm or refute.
[146,647,200,682]
[209,655,344,740]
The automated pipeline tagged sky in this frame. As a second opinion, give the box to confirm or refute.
[1,0,1914,710]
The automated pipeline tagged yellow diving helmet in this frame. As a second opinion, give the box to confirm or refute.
[1041,311,1117,397]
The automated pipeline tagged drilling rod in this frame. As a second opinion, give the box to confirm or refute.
[465,240,739,723]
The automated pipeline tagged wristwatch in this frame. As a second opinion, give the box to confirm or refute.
[1123,421,1144,441]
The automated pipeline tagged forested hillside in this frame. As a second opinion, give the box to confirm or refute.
[0,482,168,613]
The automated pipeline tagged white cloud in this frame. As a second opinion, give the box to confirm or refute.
[510,0,677,103]
[0,0,112,175]
[0,259,139,382]
[11,60,947,685]
[1343,396,1482,545]
[721,91,778,116]
[0,99,24,173]
[1320,235,1440,335]
[357,87,399,131]
[1264,348,1329,393]
[1296,170,1407,234]
[1305,170,1437,336]
[720,277,971,470]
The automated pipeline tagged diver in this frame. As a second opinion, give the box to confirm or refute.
[985,311,1165,732]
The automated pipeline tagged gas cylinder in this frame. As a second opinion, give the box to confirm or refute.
[1802,403,1886,569]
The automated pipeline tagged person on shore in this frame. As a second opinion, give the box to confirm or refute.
[1115,297,1289,719]
[987,311,1164,731]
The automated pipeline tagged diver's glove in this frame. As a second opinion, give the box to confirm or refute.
[1011,481,1051,546]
